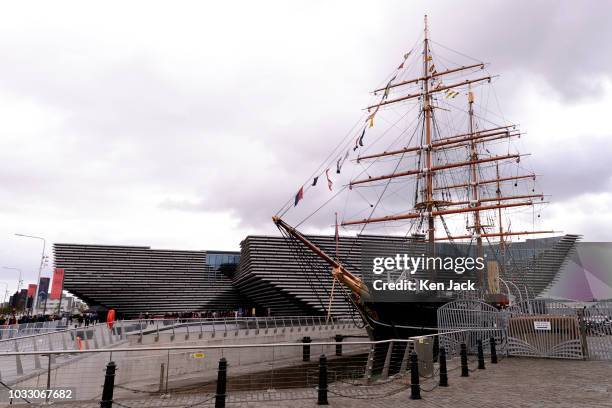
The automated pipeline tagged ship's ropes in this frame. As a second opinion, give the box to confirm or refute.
[276,226,365,328]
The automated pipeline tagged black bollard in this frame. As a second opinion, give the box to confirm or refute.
[460,343,469,377]
[409,351,421,400]
[334,334,343,356]
[100,361,116,408]
[438,346,448,387]
[215,357,227,408]
[302,336,312,362]
[490,337,498,364]
[317,354,329,405]
[477,340,486,370]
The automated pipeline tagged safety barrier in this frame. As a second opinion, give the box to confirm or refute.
[0,316,361,401]
[121,315,359,344]
[0,328,502,406]
[438,298,612,360]
[0,320,66,340]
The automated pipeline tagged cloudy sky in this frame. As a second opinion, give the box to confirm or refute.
[1,1,611,294]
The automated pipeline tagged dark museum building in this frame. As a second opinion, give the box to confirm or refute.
[50,233,605,318]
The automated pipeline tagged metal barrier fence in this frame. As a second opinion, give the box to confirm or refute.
[0,320,66,340]
[0,323,125,354]
[439,298,612,360]
[121,315,358,343]
[437,300,507,356]
[0,316,351,341]
[582,300,612,360]
[0,316,360,399]
[0,316,356,352]
[0,328,500,406]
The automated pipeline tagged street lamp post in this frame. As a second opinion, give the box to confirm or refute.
[2,267,23,293]
[0,282,8,306]
[15,234,46,314]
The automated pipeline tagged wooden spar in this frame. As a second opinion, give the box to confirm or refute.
[272,216,370,299]
[367,75,493,111]
[334,212,339,261]
[433,132,521,155]
[441,193,544,207]
[468,132,521,146]
[423,16,435,245]
[433,173,536,191]
[357,130,518,162]
[496,162,505,256]
[341,201,544,227]
[372,62,485,93]
[437,125,513,143]
[436,230,556,241]
[350,153,523,187]
[467,87,483,263]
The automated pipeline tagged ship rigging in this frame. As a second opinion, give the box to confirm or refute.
[272,15,554,338]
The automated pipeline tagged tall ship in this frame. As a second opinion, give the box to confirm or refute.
[272,16,554,341]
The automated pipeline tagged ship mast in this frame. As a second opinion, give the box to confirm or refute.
[468,86,484,285]
[344,17,549,236]
[496,162,505,255]
[423,14,435,245]
[272,15,555,309]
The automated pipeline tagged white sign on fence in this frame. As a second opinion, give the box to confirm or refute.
[534,321,552,331]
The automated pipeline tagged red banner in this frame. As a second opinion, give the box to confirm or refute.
[50,268,65,300]
[27,284,37,297]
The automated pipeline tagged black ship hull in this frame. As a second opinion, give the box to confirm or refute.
[360,297,450,340]
[356,298,450,376]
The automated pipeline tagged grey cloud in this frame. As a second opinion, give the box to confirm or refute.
[533,135,612,201]
[0,0,611,272]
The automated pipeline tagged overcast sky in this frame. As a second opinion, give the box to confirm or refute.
[1,1,611,294]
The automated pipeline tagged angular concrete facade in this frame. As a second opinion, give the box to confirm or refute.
[53,244,242,316]
[53,234,585,318]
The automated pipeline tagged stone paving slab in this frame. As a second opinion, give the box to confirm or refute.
[11,357,612,408]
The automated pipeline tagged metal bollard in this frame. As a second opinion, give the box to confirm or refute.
[317,354,329,405]
[334,334,343,356]
[439,346,448,387]
[460,343,469,377]
[215,357,227,408]
[477,340,486,369]
[490,337,498,364]
[100,361,116,408]
[158,363,165,392]
[409,351,421,400]
[302,336,312,362]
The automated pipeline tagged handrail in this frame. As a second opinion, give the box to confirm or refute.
[0,322,108,343]
[0,315,354,343]
[0,328,503,357]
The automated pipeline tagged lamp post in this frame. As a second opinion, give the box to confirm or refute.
[15,234,46,313]
[0,282,8,306]
[2,267,23,293]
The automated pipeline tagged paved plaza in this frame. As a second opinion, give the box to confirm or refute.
[29,357,611,408]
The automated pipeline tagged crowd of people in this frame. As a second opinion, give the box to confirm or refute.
[140,310,245,320]
[137,309,265,321]
[1,308,265,328]
[0,312,100,327]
